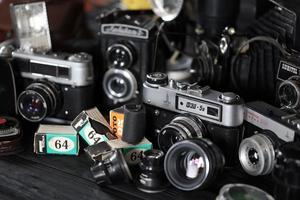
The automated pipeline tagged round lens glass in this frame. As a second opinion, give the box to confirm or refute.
[108,77,128,98]
[108,46,132,68]
[182,151,204,180]
[248,148,259,165]
[18,91,47,121]
[159,128,185,152]
[279,84,298,107]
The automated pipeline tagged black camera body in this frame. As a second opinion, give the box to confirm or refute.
[12,50,95,123]
[145,105,242,166]
[100,10,164,109]
[143,72,244,165]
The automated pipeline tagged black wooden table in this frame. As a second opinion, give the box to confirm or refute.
[0,126,275,200]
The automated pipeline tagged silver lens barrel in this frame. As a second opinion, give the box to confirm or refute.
[278,76,300,110]
[238,134,276,176]
[103,68,137,103]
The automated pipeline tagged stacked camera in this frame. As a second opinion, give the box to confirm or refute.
[1,0,300,200]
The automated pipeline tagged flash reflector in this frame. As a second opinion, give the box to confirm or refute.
[10,1,52,53]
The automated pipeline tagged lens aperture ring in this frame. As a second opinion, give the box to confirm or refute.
[278,76,300,110]
[103,68,138,103]
[239,133,276,176]
[164,139,224,191]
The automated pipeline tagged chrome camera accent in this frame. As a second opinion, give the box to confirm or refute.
[143,72,244,127]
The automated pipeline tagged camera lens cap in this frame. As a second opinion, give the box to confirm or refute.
[146,72,168,86]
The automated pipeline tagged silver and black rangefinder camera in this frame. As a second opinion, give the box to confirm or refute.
[239,101,300,176]
[13,51,94,123]
[10,2,95,123]
[143,72,244,165]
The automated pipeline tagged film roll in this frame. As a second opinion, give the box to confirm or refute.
[122,104,146,144]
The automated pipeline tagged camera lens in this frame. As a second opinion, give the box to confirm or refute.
[278,77,300,110]
[216,183,275,200]
[18,81,61,122]
[238,131,283,176]
[158,114,206,152]
[107,43,135,68]
[90,149,132,185]
[164,139,225,191]
[103,68,137,103]
[273,142,300,200]
[136,149,169,193]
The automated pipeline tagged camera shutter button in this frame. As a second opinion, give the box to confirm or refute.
[219,92,240,104]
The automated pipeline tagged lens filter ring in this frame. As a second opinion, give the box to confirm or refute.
[18,89,48,122]
[103,68,137,103]
[17,81,60,122]
[239,134,275,176]
[164,139,224,191]
[278,76,300,110]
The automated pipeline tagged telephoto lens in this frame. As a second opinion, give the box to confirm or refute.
[238,130,283,176]
[0,116,23,155]
[216,183,275,200]
[158,114,207,153]
[90,149,132,185]
[136,149,169,193]
[164,138,225,191]
[122,104,146,144]
[273,142,300,200]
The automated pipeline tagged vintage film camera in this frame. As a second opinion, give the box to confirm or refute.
[99,10,164,109]
[10,2,95,123]
[143,72,244,165]
[239,101,300,176]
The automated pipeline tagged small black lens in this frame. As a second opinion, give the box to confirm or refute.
[90,149,132,185]
[278,80,300,109]
[110,77,127,96]
[136,149,169,193]
[158,125,185,152]
[107,44,134,68]
[18,90,48,122]
[158,114,206,153]
[17,81,60,122]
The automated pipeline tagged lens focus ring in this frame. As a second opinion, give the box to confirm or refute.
[239,134,276,176]
[17,81,60,122]
[103,68,137,103]
[164,139,224,191]
[278,76,300,110]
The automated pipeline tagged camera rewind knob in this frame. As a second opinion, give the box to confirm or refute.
[218,92,240,104]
